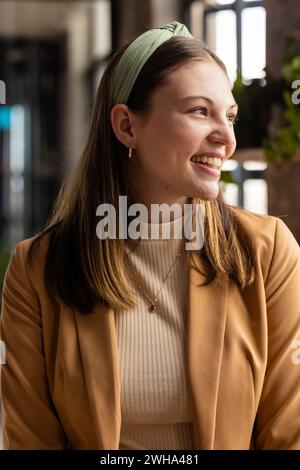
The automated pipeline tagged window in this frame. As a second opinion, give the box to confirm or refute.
[186,0,266,84]
[221,158,268,213]
[0,0,113,248]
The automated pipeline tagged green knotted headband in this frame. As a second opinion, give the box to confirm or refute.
[111,20,194,106]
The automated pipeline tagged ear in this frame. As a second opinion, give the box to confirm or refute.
[110,104,136,148]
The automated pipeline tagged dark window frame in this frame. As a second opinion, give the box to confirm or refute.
[183,0,264,77]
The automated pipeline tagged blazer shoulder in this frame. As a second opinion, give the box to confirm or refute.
[228,205,288,247]
[228,205,300,275]
[15,230,50,257]
[230,205,300,244]
[7,231,51,286]
[229,205,277,236]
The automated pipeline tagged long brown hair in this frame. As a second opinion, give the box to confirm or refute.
[29,36,255,314]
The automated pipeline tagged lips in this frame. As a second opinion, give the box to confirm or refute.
[191,151,226,167]
[190,155,222,170]
[191,152,225,159]
[191,160,221,176]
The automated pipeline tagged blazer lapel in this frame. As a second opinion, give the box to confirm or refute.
[74,304,121,449]
[186,252,228,449]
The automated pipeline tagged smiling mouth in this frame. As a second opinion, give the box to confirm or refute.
[190,155,222,170]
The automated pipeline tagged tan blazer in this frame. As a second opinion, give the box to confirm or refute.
[1,207,300,450]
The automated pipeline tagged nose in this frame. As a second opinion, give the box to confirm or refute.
[208,120,236,147]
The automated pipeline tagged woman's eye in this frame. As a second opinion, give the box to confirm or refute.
[228,114,239,125]
[191,107,208,116]
[192,106,239,124]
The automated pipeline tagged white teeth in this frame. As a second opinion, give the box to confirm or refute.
[191,155,222,167]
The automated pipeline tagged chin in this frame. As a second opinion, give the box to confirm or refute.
[192,184,220,201]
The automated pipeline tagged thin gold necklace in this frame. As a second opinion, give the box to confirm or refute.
[125,239,183,313]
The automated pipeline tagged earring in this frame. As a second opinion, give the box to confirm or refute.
[128,147,132,159]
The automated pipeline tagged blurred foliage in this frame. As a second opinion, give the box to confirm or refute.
[0,240,10,292]
[263,55,300,162]
[263,35,300,162]
[232,71,285,149]
[220,171,238,184]
[281,55,300,82]
[263,88,300,161]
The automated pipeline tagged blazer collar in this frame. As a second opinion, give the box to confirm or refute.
[74,251,228,449]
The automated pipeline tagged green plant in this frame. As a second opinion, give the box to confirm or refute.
[263,90,300,161]
[232,72,276,149]
[220,171,238,184]
[263,55,300,162]
[0,240,10,292]
[282,56,300,83]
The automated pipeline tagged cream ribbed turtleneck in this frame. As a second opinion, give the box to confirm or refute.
[114,208,196,450]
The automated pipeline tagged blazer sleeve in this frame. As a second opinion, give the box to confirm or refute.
[0,241,68,449]
[254,217,300,449]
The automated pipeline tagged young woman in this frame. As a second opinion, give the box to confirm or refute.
[1,21,300,450]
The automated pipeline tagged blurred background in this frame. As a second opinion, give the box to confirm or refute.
[0,0,300,450]
[0,0,300,292]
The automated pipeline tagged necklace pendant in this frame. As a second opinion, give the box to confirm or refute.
[150,302,156,313]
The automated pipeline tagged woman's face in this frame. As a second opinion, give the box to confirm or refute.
[112,60,237,208]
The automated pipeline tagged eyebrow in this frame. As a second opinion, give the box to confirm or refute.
[181,95,238,110]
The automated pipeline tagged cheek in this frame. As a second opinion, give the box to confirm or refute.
[228,139,236,156]
[155,117,207,149]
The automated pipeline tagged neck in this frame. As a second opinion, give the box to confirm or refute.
[128,194,192,223]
